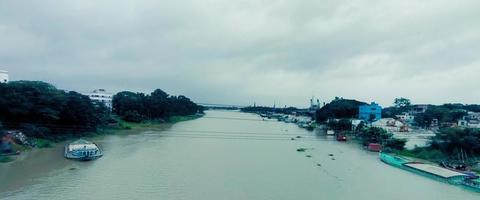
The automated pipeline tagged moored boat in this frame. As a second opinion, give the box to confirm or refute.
[64,139,103,161]
[380,152,480,192]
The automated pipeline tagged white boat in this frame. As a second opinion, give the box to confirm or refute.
[64,139,103,161]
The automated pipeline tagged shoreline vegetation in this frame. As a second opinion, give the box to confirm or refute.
[241,97,480,173]
[0,80,204,163]
[0,114,204,163]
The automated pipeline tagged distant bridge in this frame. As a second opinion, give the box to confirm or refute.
[196,102,248,109]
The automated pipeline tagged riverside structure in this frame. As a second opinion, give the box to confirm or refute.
[380,152,480,192]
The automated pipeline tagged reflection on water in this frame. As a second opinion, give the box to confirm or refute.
[1,111,478,200]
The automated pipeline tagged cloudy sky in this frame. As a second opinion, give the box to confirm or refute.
[1,0,479,107]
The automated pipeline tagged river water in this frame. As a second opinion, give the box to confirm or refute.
[1,110,478,200]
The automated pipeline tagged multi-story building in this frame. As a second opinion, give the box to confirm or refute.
[84,89,113,111]
[0,70,8,83]
[458,112,480,128]
[466,112,480,121]
[358,102,382,122]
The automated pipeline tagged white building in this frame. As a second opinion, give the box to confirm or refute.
[396,113,415,123]
[0,70,8,83]
[458,112,480,128]
[372,118,409,133]
[466,112,480,121]
[84,89,113,111]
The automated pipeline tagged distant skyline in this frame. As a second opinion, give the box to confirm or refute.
[1,1,480,108]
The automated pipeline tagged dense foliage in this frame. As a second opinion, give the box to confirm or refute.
[0,81,109,138]
[430,128,480,156]
[383,102,476,126]
[357,127,406,150]
[357,127,392,145]
[382,97,412,118]
[402,128,480,162]
[327,119,352,131]
[315,98,367,122]
[394,98,411,108]
[443,103,480,112]
[112,89,202,122]
[414,105,467,127]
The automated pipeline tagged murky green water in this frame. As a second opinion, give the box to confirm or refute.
[1,111,478,200]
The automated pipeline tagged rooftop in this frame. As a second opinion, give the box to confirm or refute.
[404,163,467,179]
[67,139,99,151]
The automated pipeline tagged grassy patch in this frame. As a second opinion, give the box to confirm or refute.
[35,138,53,148]
[167,115,202,123]
[0,155,14,163]
[120,122,132,130]
[396,148,447,163]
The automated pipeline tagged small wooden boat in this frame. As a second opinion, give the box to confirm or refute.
[380,152,480,192]
[64,139,103,161]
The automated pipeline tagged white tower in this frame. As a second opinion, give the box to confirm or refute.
[0,70,8,83]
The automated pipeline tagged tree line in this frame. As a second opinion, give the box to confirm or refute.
[315,98,367,122]
[113,89,203,122]
[0,81,202,140]
[0,81,109,139]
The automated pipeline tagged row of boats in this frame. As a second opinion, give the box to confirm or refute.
[380,152,480,192]
[259,113,317,130]
[259,112,480,192]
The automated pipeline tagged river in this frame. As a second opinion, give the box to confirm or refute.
[0,110,478,200]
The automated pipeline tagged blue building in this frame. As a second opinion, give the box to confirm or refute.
[359,102,382,121]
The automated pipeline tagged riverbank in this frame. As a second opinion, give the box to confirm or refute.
[0,114,204,164]
[395,148,480,173]
[0,114,202,193]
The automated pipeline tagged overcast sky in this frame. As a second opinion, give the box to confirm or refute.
[1,0,479,107]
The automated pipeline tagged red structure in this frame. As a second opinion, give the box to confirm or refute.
[367,143,382,152]
[336,134,347,142]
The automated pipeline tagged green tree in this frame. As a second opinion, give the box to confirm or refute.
[327,119,352,131]
[430,128,480,156]
[358,127,392,145]
[112,91,146,118]
[0,81,108,138]
[394,98,411,108]
[112,89,202,122]
[384,138,407,151]
[315,99,367,122]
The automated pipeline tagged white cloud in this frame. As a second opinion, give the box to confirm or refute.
[1,0,479,107]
